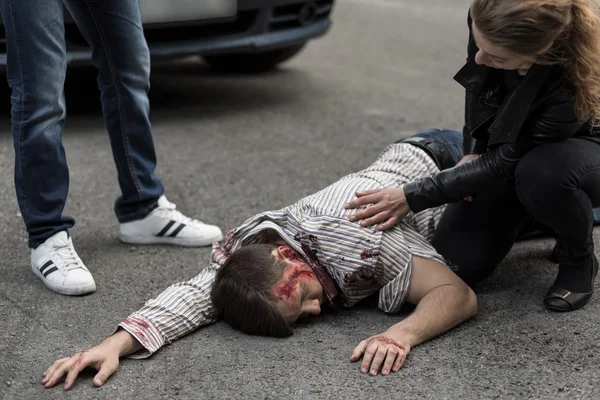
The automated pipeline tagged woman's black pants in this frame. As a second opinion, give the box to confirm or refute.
[432,138,600,292]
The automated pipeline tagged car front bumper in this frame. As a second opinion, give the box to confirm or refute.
[0,0,334,68]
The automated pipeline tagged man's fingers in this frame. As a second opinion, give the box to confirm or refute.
[44,356,80,388]
[350,340,368,362]
[64,353,93,390]
[392,351,407,372]
[93,361,118,387]
[360,341,379,373]
[42,357,71,380]
[44,357,78,387]
[42,350,119,390]
[368,347,388,376]
[381,347,399,376]
[93,376,104,387]
[463,196,473,202]
[44,357,71,374]
[356,337,409,375]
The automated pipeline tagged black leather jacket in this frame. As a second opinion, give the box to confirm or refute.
[404,12,600,213]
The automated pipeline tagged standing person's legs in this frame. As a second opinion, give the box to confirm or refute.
[0,0,74,247]
[1,0,96,295]
[65,0,223,246]
[64,0,162,221]
[515,138,600,311]
[430,182,531,286]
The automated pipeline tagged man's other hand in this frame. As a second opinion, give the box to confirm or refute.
[350,333,411,376]
[42,345,119,390]
[42,330,141,390]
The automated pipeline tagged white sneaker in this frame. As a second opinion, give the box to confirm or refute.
[31,231,96,295]
[119,196,223,247]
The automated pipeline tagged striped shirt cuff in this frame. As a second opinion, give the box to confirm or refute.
[117,314,165,359]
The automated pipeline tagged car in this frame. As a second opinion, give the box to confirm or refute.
[0,0,335,73]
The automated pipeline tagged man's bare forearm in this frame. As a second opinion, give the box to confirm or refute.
[386,284,477,347]
[103,330,143,357]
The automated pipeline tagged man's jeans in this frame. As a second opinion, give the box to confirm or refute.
[400,129,600,228]
[397,128,463,171]
[0,0,164,248]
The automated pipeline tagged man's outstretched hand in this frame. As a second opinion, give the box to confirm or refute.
[42,330,142,390]
[42,344,119,390]
[350,333,411,376]
[346,188,410,230]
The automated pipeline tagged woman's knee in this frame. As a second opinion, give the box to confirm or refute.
[432,234,503,285]
[515,142,579,205]
[448,258,497,286]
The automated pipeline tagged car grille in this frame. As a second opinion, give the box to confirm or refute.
[63,11,258,51]
[269,0,334,31]
[142,11,257,43]
[11,1,333,54]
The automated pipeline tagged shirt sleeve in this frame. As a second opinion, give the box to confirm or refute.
[117,263,221,359]
[377,220,449,313]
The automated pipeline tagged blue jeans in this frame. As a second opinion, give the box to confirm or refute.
[1,0,164,248]
[397,128,464,170]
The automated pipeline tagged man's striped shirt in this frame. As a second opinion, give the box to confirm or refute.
[119,143,446,358]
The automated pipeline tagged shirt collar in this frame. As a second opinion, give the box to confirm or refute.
[292,233,340,305]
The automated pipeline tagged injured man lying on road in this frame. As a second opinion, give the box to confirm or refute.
[42,129,477,390]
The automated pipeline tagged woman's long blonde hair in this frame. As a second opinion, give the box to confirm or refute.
[471,0,600,125]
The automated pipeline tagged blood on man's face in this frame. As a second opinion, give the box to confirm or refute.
[272,247,325,323]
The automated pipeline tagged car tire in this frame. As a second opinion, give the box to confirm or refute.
[202,43,306,73]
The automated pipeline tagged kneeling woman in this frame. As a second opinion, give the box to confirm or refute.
[348,0,600,312]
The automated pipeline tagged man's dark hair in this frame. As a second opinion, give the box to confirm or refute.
[210,243,293,337]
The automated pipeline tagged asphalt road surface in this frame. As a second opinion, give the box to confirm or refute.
[1,1,599,399]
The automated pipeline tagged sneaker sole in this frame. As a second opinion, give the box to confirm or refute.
[118,232,223,247]
[31,265,96,296]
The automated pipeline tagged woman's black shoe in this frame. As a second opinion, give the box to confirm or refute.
[544,255,598,312]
